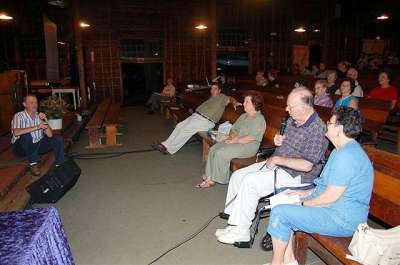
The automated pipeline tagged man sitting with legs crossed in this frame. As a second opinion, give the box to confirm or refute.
[153,83,241,155]
[216,87,329,244]
[11,94,65,176]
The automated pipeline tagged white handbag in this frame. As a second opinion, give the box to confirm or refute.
[347,223,400,265]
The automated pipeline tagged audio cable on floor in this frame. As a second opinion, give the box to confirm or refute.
[147,214,219,265]
[69,139,200,160]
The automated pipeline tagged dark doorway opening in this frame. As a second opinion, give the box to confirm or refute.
[122,63,163,106]
[309,43,322,67]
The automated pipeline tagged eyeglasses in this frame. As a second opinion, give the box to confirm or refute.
[326,121,336,126]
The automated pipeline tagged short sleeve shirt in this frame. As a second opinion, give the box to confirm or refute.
[310,140,374,229]
[232,111,266,142]
[335,95,357,108]
[369,85,398,101]
[11,110,44,144]
[196,94,230,123]
[273,112,329,183]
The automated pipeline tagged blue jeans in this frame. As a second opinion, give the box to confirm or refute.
[12,134,65,165]
[267,204,356,242]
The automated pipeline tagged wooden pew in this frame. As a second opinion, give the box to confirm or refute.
[103,103,121,146]
[85,99,111,148]
[294,148,400,265]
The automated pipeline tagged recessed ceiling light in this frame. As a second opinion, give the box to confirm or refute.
[313,29,320,32]
[377,15,389,20]
[80,22,90,28]
[294,27,306,33]
[195,24,207,30]
[0,13,13,20]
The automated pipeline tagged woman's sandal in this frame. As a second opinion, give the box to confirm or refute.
[195,180,216,188]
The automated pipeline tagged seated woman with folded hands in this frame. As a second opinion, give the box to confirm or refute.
[196,91,266,188]
[265,106,374,265]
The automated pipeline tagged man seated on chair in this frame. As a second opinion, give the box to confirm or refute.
[153,82,242,155]
[146,78,176,114]
[11,94,65,176]
[215,86,329,244]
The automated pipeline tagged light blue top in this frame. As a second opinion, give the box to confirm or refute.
[335,95,356,108]
[308,140,374,230]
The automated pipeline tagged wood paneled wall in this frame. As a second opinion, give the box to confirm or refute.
[81,0,391,103]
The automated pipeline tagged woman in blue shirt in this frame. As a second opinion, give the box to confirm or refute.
[266,107,373,265]
[334,78,359,109]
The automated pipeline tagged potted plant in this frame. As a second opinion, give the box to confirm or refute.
[40,96,68,130]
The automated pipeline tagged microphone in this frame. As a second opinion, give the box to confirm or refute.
[279,119,287,135]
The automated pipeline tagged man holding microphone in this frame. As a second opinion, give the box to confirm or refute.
[11,94,65,176]
[215,87,329,244]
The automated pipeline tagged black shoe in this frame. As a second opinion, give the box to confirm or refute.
[151,142,168,155]
[219,212,230,220]
[147,110,155,115]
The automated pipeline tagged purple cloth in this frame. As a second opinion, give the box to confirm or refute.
[314,94,333,108]
[0,207,74,265]
[273,112,329,183]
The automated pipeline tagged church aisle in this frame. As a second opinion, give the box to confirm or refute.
[39,107,323,265]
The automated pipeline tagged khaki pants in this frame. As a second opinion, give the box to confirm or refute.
[162,113,215,154]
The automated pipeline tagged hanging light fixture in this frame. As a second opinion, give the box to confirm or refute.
[313,29,320,33]
[377,14,389,20]
[80,21,91,28]
[0,13,13,20]
[195,24,208,30]
[294,27,306,33]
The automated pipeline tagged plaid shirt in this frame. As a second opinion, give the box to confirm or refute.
[274,112,329,183]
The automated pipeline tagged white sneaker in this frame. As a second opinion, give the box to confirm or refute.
[217,226,250,244]
[215,225,235,238]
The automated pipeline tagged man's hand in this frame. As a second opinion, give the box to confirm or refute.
[274,134,285,146]
[38,122,49,130]
[38,112,48,122]
[265,156,281,169]
[233,102,242,111]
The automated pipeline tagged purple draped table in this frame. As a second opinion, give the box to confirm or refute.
[0,207,74,265]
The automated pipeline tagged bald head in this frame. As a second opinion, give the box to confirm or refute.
[289,86,314,107]
[286,86,314,124]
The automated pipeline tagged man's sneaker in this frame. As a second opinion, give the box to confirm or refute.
[217,226,250,244]
[215,225,235,238]
[29,163,41,176]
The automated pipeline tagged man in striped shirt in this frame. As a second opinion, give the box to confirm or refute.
[11,94,65,176]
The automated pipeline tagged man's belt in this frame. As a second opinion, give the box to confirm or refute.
[195,112,215,124]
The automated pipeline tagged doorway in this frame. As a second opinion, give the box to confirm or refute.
[121,63,163,106]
